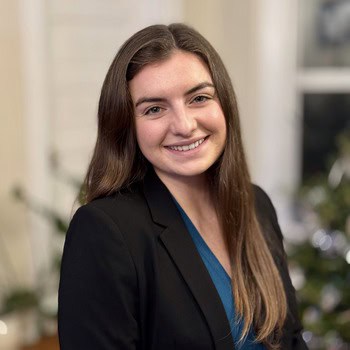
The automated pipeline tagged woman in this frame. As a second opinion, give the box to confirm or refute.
[58,23,308,349]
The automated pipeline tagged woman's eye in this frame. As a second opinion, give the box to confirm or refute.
[192,95,209,103]
[145,106,162,115]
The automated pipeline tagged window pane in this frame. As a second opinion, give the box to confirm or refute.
[300,0,350,67]
[302,93,350,179]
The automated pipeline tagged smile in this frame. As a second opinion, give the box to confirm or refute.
[167,138,205,152]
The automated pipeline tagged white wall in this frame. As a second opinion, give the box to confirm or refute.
[253,0,300,238]
[0,0,33,293]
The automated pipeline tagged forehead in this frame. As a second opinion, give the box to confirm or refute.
[128,50,212,97]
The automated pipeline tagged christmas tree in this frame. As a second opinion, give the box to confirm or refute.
[288,131,350,349]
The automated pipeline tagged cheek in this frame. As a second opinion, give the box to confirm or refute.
[213,109,227,146]
[135,126,149,156]
[135,122,146,144]
[135,120,163,150]
[221,117,227,138]
[207,106,227,135]
[216,106,227,134]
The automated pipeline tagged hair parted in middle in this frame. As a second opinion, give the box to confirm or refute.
[84,23,287,349]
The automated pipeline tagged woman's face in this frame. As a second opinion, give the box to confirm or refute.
[129,50,227,183]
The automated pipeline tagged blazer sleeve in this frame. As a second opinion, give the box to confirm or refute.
[254,186,308,350]
[58,203,139,350]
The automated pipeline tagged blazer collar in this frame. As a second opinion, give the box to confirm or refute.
[143,169,235,350]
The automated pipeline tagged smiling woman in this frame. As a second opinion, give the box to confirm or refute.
[58,24,308,350]
[130,50,226,183]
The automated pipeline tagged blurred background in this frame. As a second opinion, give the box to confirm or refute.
[0,0,349,349]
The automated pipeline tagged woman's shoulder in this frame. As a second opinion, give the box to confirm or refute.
[252,184,285,257]
[252,185,282,234]
[252,184,276,216]
[83,185,149,219]
[69,185,158,248]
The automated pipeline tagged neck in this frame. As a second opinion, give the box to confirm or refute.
[154,170,215,218]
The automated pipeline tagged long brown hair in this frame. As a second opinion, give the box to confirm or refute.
[84,23,287,349]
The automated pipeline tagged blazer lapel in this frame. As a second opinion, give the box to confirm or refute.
[143,170,234,350]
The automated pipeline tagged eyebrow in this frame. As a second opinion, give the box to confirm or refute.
[134,82,215,108]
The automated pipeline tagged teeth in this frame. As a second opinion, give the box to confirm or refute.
[169,138,205,151]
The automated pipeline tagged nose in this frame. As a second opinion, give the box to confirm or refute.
[170,104,197,137]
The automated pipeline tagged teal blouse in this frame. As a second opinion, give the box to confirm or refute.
[174,200,266,350]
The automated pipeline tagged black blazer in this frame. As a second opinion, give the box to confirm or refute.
[58,170,308,349]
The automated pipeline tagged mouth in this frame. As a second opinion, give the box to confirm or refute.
[165,136,208,152]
